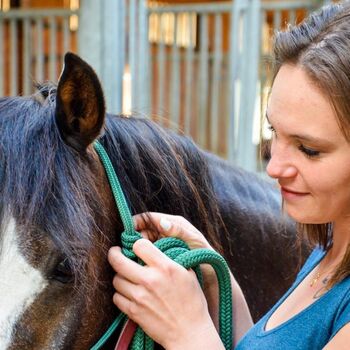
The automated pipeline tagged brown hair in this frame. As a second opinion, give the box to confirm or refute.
[272,1,350,287]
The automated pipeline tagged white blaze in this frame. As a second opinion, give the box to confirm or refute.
[0,217,48,349]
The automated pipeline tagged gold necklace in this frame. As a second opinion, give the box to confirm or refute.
[310,271,329,287]
[310,259,336,288]
[310,272,321,287]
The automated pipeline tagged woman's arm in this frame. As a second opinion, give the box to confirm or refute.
[323,323,350,350]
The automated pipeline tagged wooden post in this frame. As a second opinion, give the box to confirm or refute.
[78,0,125,114]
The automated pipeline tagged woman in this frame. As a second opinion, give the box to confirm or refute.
[108,2,350,348]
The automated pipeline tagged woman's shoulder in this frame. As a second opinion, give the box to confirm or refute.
[330,277,350,339]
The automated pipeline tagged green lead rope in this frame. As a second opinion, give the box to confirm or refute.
[91,141,233,350]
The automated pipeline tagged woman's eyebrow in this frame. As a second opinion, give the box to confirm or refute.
[289,133,333,146]
[265,111,333,147]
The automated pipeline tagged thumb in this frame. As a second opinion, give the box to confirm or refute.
[159,217,185,239]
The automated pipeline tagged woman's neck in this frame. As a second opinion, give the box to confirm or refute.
[328,220,350,262]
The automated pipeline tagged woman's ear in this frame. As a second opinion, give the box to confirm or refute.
[55,52,105,152]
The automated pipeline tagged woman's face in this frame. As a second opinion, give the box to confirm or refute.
[266,64,350,224]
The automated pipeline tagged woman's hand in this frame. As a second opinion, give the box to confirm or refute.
[108,238,224,349]
[132,212,213,251]
[131,213,225,325]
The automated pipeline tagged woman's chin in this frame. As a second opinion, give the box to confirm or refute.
[283,209,326,225]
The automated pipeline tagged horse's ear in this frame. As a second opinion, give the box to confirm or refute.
[55,52,105,152]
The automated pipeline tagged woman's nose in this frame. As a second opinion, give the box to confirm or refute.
[266,148,297,180]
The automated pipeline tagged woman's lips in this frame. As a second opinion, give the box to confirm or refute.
[281,186,309,199]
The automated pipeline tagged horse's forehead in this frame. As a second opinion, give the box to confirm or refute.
[0,216,47,349]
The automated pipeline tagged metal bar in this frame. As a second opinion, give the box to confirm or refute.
[63,16,70,55]
[100,0,124,114]
[10,18,18,95]
[149,2,241,15]
[78,0,102,76]
[138,0,150,112]
[49,16,57,81]
[129,0,137,110]
[147,12,154,116]
[170,13,180,129]
[227,0,242,162]
[198,13,209,148]
[23,18,31,95]
[36,17,44,83]
[184,13,195,135]
[237,0,260,171]
[116,0,126,114]
[289,9,296,25]
[236,4,250,168]
[247,0,261,171]
[273,10,282,31]
[260,8,268,109]
[261,1,316,11]
[210,13,223,153]
[148,1,314,14]
[156,14,166,123]
[0,8,78,19]
[0,19,4,96]
[260,9,267,55]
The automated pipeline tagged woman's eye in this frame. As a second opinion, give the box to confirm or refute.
[298,144,320,158]
[268,125,276,133]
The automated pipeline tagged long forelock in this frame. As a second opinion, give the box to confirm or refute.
[0,92,106,286]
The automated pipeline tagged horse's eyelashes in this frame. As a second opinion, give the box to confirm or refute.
[50,258,74,284]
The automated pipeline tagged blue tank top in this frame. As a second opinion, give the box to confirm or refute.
[235,248,350,349]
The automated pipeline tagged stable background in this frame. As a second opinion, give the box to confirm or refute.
[0,0,330,171]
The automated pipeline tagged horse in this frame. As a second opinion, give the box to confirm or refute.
[0,52,305,349]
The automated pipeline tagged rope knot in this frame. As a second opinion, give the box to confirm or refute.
[121,230,142,259]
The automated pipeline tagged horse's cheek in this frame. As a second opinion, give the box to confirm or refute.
[0,217,48,349]
[9,291,82,349]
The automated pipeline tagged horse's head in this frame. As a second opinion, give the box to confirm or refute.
[0,53,224,349]
[0,53,122,349]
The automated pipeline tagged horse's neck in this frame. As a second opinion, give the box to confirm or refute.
[205,153,280,215]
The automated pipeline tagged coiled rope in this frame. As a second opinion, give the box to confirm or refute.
[91,141,233,350]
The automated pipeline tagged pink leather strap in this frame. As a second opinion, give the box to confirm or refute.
[114,319,138,350]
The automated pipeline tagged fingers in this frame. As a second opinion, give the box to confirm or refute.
[133,212,188,240]
[112,273,140,303]
[108,246,145,284]
[113,290,134,318]
[133,212,212,250]
[139,229,158,242]
[133,238,179,268]
[109,240,180,280]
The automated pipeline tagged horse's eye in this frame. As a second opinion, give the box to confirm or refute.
[51,258,74,284]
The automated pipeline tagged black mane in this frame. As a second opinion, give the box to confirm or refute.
[100,114,225,250]
[0,88,225,284]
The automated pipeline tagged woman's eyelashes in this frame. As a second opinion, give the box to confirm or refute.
[298,144,320,158]
[268,125,275,133]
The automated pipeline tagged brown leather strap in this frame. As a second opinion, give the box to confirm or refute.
[114,319,138,350]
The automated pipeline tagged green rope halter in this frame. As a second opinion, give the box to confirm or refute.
[91,140,233,350]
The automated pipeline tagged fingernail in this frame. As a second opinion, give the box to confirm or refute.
[109,246,120,255]
[160,217,172,231]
